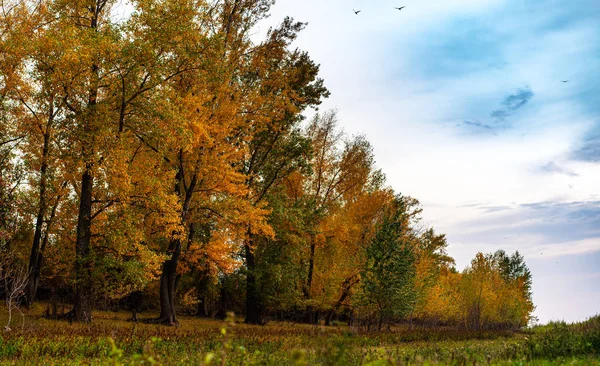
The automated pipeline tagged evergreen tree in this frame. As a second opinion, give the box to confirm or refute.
[360,195,416,330]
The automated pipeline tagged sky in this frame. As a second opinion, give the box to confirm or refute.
[254,0,600,324]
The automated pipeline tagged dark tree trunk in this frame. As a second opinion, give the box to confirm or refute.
[217,284,227,319]
[29,185,62,308]
[69,167,93,323]
[306,235,316,298]
[68,4,101,323]
[304,235,316,324]
[325,276,359,326]
[244,238,260,324]
[25,119,51,306]
[27,222,51,308]
[158,238,181,325]
[156,155,197,325]
[305,306,317,324]
[196,269,209,317]
[26,196,46,306]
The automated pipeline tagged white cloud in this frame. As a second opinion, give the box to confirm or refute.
[528,238,600,258]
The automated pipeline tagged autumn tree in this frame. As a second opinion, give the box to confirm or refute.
[0,131,21,252]
[412,228,455,321]
[0,0,70,305]
[140,5,328,325]
[319,183,392,326]
[460,250,533,330]
[0,0,29,252]
[301,111,377,322]
[2,0,216,322]
[491,250,534,328]
[238,21,328,323]
[417,266,463,324]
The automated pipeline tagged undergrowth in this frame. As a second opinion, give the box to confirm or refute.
[0,305,597,365]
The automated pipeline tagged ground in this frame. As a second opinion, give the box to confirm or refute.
[0,304,598,365]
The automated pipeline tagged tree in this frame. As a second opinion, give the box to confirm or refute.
[492,250,534,328]
[4,0,210,322]
[417,266,462,325]
[238,20,328,324]
[412,228,455,321]
[149,6,327,325]
[460,250,534,330]
[251,172,312,319]
[358,195,417,330]
[301,111,376,322]
[320,185,391,325]
[4,12,67,306]
[0,249,29,331]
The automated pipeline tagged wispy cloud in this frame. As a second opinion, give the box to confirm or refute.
[481,205,514,213]
[571,124,600,162]
[449,200,600,248]
[491,88,534,121]
[461,120,497,134]
[459,87,534,134]
[539,161,579,177]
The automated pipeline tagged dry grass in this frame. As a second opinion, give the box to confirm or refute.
[0,304,597,365]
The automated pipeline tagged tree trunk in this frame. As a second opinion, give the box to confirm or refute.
[196,269,209,317]
[26,227,49,308]
[156,158,196,325]
[158,238,181,325]
[217,284,227,319]
[25,123,51,306]
[28,185,61,308]
[25,198,46,306]
[325,275,359,326]
[69,167,93,323]
[306,235,316,298]
[244,237,260,324]
[68,3,100,323]
[304,235,316,324]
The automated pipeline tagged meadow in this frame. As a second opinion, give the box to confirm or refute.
[0,305,598,365]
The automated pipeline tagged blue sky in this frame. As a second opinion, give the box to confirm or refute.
[258,0,600,323]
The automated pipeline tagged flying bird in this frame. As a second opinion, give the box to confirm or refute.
[561,80,569,83]
[395,6,406,10]
[353,9,361,14]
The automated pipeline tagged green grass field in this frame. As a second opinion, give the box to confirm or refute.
[0,305,598,365]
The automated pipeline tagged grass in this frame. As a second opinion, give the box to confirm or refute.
[0,304,598,365]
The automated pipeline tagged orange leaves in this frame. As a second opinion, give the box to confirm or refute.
[417,269,463,323]
[302,125,394,310]
[283,170,305,200]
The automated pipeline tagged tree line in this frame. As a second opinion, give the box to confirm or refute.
[0,0,533,330]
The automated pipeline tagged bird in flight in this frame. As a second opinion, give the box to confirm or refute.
[353,9,361,15]
[395,6,406,10]
[561,80,569,83]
